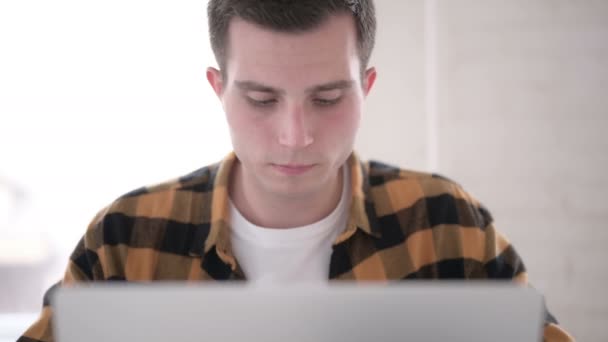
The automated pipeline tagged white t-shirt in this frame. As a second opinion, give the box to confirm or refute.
[230,166,350,283]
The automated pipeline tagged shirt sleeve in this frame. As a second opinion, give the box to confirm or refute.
[486,228,575,341]
[17,213,106,342]
[452,184,576,342]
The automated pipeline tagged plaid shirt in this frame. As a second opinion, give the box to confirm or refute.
[19,152,574,341]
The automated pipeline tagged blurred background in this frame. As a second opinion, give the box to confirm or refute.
[0,0,606,341]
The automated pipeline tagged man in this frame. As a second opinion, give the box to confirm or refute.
[18,1,573,341]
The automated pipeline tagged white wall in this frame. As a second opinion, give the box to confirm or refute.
[356,1,428,170]
[357,1,608,340]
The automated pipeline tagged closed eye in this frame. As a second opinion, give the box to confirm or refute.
[313,97,342,106]
[247,97,278,107]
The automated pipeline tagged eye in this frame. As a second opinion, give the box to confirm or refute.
[313,97,341,106]
[246,97,277,107]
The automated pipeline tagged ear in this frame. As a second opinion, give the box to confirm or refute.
[362,67,377,97]
[206,67,224,97]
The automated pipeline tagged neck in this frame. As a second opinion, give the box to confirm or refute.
[229,161,344,229]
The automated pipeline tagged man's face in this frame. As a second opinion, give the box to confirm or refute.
[207,14,376,200]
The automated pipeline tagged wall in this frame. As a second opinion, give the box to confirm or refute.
[357,1,608,340]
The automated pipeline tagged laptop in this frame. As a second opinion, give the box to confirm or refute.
[52,282,544,342]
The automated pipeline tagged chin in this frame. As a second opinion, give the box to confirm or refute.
[263,171,328,197]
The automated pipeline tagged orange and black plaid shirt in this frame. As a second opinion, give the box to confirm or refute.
[19,152,574,341]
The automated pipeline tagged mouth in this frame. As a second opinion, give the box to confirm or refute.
[271,163,316,175]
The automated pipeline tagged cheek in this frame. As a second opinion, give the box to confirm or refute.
[224,100,273,149]
[224,96,249,131]
[319,101,361,139]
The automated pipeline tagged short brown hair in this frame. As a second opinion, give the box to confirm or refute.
[207,0,376,77]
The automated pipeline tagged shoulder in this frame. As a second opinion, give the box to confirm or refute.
[82,162,221,248]
[364,160,493,229]
[362,160,520,279]
[365,159,464,201]
[366,160,455,189]
[118,161,220,201]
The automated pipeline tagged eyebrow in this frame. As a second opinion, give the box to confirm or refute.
[234,79,354,95]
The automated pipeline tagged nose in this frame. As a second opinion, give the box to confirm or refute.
[277,106,314,148]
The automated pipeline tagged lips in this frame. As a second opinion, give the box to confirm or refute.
[271,163,316,175]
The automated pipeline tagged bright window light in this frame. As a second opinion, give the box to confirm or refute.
[0,0,232,313]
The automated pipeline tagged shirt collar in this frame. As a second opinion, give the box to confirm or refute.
[195,152,382,267]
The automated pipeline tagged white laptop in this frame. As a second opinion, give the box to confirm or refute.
[52,282,544,342]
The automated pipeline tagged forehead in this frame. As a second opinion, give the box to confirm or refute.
[225,14,360,86]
